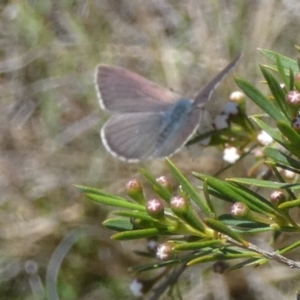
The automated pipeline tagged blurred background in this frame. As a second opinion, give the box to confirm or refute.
[1,1,300,299]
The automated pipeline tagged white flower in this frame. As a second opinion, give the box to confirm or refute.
[222,102,239,115]
[284,169,296,179]
[223,146,240,164]
[229,91,245,102]
[214,114,229,130]
[130,279,144,297]
[257,130,273,146]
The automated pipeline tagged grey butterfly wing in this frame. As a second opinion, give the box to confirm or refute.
[95,65,181,113]
[193,54,242,107]
[101,104,202,162]
[101,112,165,162]
[153,106,202,158]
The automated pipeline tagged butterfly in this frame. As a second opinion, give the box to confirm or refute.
[94,54,241,162]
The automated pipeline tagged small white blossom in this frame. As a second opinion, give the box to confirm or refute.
[214,114,229,130]
[257,130,273,146]
[222,102,239,115]
[147,239,158,251]
[223,146,240,164]
[284,169,296,179]
[130,279,144,297]
[156,244,172,260]
[229,91,245,102]
[280,83,286,89]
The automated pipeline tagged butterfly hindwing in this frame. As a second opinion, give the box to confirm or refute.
[101,112,165,162]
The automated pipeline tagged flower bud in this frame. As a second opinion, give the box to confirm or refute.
[170,196,206,232]
[286,90,300,106]
[156,176,172,192]
[126,179,145,204]
[257,130,273,146]
[231,202,249,218]
[146,198,164,219]
[223,146,240,164]
[156,241,175,260]
[284,169,296,179]
[170,196,189,213]
[229,91,245,103]
[270,191,286,206]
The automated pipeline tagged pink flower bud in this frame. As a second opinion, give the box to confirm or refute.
[229,91,245,103]
[156,242,175,260]
[270,191,286,205]
[146,198,164,218]
[170,196,188,213]
[156,176,171,191]
[126,179,145,204]
[286,90,300,106]
[231,202,249,217]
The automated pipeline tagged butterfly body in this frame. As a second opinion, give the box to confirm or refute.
[95,54,241,162]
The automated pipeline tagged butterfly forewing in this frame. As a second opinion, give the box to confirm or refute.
[193,54,242,107]
[95,65,181,113]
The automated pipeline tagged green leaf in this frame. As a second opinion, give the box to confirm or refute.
[174,240,222,251]
[140,169,172,202]
[251,116,284,143]
[228,184,283,218]
[235,78,286,122]
[103,218,134,232]
[188,250,258,266]
[277,121,300,148]
[228,257,262,270]
[258,48,299,73]
[275,54,289,88]
[289,67,295,90]
[75,185,130,202]
[85,193,146,211]
[131,258,187,272]
[204,218,247,245]
[166,158,212,216]
[263,147,300,173]
[253,118,300,160]
[260,66,289,119]
[278,199,300,210]
[111,227,168,240]
[114,211,161,224]
[227,178,300,190]
[218,214,269,228]
[194,173,282,217]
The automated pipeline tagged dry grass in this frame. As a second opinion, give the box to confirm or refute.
[1,1,300,299]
